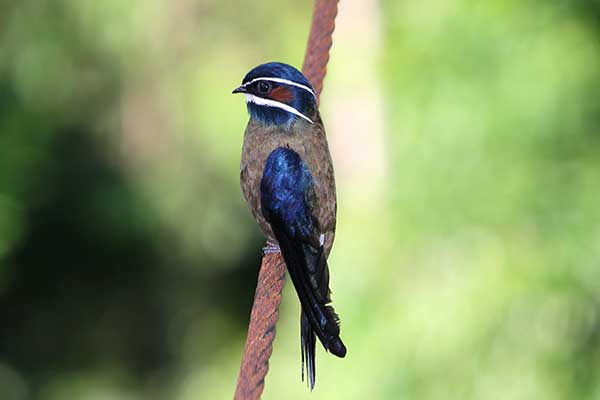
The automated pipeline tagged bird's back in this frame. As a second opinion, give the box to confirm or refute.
[240,117,337,255]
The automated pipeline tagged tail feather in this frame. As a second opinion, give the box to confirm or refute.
[301,310,316,390]
[273,226,347,358]
[268,217,346,389]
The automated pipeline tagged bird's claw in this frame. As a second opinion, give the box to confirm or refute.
[262,243,281,255]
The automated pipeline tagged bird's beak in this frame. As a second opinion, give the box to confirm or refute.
[232,85,247,94]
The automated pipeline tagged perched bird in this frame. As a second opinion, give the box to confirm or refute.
[233,62,346,389]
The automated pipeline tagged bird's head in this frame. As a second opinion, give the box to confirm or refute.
[233,62,317,126]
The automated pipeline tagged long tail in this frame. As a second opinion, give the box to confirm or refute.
[276,229,346,353]
[271,227,346,388]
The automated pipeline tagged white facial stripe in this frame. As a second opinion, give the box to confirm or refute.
[243,77,316,98]
[245,94,313,124]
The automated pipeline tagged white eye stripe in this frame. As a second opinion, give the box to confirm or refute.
[245,94,313,124]
[243,77,316,98]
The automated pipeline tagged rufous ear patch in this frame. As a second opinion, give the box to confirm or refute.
[269,86,294,103]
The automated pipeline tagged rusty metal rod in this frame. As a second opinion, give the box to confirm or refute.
[234,1,338,398]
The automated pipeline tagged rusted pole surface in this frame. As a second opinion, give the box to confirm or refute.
[234,1,338,399]
[234,253,286,400]
[302,0,339,104]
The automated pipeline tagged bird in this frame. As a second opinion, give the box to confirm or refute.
[233,61,346,389]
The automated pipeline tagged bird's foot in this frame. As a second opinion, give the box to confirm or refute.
[262,243,281,255]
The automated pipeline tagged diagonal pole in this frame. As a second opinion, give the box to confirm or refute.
[234,1,339,399]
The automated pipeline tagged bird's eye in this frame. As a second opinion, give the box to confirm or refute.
[257,81,271,94]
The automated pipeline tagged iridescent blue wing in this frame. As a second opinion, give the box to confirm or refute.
[260,147,346,389]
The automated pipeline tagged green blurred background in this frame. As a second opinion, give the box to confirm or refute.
[2,0,600,399]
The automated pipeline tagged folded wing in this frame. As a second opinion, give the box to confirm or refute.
[260,147,346,389]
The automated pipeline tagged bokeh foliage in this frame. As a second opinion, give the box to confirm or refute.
[1,1,600,399]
